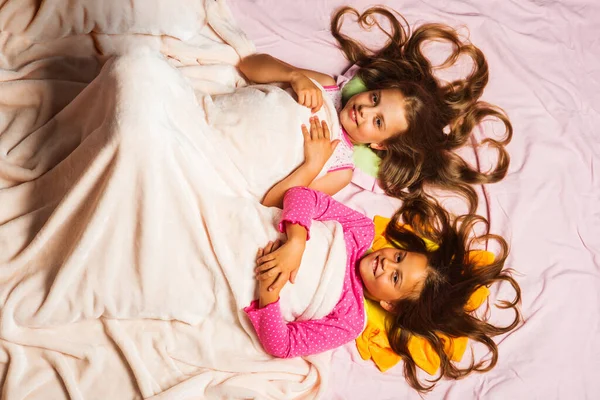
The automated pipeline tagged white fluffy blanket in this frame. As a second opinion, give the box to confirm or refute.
[0,1,347,398]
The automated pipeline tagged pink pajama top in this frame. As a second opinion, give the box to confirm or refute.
[244,187,374,358]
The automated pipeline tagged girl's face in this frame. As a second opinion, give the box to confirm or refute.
[339,89,409,149]
[358,247,429,311]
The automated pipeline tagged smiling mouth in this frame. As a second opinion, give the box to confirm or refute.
[350,106,358,126]
[372,255,379,276]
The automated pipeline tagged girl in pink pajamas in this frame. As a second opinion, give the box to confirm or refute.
[245,186,378,357]
[245,185,521,391]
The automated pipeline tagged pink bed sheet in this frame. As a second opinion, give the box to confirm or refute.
[228,0,600,399]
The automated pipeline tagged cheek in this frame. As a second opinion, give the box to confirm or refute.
[370,277,387,295]
[339,113,351,130]
[358,125,376,141]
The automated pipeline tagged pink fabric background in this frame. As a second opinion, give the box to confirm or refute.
[228,0,600,399]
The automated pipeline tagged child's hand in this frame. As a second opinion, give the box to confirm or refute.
[290,71,324,113]
[256,236,306,293]
[256,240,288,308]
[301,116,340,171]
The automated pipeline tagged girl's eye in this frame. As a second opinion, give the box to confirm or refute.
[393,271,399,284]
[375,117,382,128]
[396,252,406,263]
[372,93,379,104]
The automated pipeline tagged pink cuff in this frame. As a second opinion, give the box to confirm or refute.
[278,219,311,241]
[243,299,261,313]
[244,298,282,323]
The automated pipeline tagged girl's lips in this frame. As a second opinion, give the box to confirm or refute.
[350,106,358,125]
[372,256,379,276]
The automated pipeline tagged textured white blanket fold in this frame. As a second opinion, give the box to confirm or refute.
[0,1,348,398]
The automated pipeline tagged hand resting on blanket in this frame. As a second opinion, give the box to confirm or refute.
[236,53,352,207]
[256,219,309,299]
[261,115,340,208]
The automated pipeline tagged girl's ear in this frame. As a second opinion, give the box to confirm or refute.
[370,143,386,151]
[379,300,395,312]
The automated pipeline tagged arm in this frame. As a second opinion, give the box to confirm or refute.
[245,293,364,358]
[263,168,350,209]
[261,163,321,208]
[255,222,308,295]
[277,187,374,245]
[238,53,336,87]
[308,168,353,197]
[238,53,334,113]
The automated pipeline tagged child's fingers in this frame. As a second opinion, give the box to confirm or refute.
[256,243,282,267]
[257,266,280,280]
[301,124,309,141]
[263,240,276,254]
[290,268,299,284]
[305,94,314,109]
[256,253,275,267]
[263,241,273,254]
[256,260,276,273]
[312,117,323,139]
[256,247,264,260]
[304,91,315,108]
[322,120,330,140]
[271,239,282,251]
[268,272,289,292]
[312,100,322,113]
[311,93,319,110]
[315,92,323,112]
[310,117,317,140]
[298,93,306,107]
[306,92,318,110]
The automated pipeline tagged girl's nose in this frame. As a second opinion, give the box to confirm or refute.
[359,104,375,118]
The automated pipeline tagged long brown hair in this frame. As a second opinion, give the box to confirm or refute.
[383,198,521,391]
[331,7,512,213]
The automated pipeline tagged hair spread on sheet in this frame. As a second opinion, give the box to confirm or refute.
[381,197,521,392]
[331,6,513,214]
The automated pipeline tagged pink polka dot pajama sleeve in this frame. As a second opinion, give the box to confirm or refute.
[244,187,374,358]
